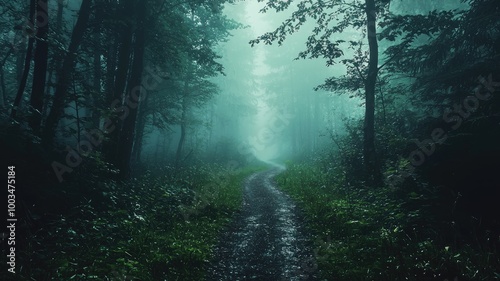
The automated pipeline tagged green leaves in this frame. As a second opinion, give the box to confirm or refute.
[17,163,263,280]
[276,163,500,280]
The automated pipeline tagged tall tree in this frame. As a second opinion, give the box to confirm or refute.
[10,0,35,120]
[173,4,230,167]
[29,0,49,133]
[363,0,380,184]
[250,0,394,184]
[102,0,134,162]
[117,0,147,178]
[42,0,92,146]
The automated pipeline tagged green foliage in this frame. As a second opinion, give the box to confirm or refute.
[276,164,500,281]
[10,163,263,280]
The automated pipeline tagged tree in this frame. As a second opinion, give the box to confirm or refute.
[174,60,220,167]
[42,0,92,146]
[363,0,380,185]
[29,0,49,133]
[250,0,393,184]
[116,0,147,178]
[172,4,232,167]
[384,0,500,209]
[10,0,35,120]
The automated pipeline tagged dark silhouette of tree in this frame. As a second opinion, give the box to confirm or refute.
[29,0,49,133]
[250,0,392,184]
[42,0,92,146]
[10,0,35,120]
[117,0,147,178]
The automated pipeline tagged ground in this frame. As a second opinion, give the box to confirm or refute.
[206,168,321,281]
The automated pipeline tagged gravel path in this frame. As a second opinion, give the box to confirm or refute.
[205,168,320,281]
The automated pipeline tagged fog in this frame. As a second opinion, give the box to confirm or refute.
[140,0,367,166]
[2,0,499,279]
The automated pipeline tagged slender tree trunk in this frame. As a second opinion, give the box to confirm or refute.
[175,91,188,168]
[0,68,5,107]
[207,103,214,150]
[0,70,5,107]
[117,0,147,178]
[42,0,92,146]
[55,0,63,33]
[133,118,145,163]
[105,40,118,105]
[363,0,382,185]
[0,49,13,107]
[175,117,187,167]
[16,46,25,84]
[11,0,36,119]
[29,0,49,133]
[91,2,104,128]
[103,0,134,162]
[73,78,81,144]
[162,133,169,163]
[132,96,148,163]
[44,0,64,100]
[378,77,387,125]
[175,59,193,168]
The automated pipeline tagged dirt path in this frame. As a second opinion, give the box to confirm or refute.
[206,168,320,281]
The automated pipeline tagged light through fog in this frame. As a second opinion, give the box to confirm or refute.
[3,0,498,279]
[204,0,365,164]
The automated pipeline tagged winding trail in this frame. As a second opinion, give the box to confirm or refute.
[206,167,320,281]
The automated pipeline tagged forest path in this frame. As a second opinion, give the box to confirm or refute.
[205,167,320,281]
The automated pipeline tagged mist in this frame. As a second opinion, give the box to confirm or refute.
[1,0,499,280]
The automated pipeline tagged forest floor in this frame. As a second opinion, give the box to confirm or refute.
[205,168,321,281]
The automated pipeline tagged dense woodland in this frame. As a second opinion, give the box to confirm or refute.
[0,0,499,280]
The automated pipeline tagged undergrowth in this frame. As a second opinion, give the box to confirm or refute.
[9,163,263,281]
[276,164,500,281]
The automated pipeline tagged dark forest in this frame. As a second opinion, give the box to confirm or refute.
[1,0,499,280]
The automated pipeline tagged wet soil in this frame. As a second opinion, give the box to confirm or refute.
[205,168,320,281]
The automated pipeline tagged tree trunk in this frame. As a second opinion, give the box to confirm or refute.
[29,0,49,133]
[0,67,6,107]
[42,0,92,146]
[132,96,148,163]
[363,0,382,185]
[10,0,36,119]
[44,0,63,102]
[175,117,187,168]
[0,49,13,107]
[105,40,118,105]
[175,91,188,168]
[103,0,134,163]
[117,0,147,178]
[91,2,104,129]
[16,45,25,84]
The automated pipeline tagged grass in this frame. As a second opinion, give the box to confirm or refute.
[8,164,265,281]
[276,163,500,281]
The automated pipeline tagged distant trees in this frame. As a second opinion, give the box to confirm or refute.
[173,6,235,167]
[251,0,394,184]
[1,0,237,179]
[250,0,492,186]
